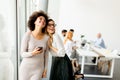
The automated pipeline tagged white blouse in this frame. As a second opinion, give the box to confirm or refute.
[64,40,74,58]
[50,33,65,57]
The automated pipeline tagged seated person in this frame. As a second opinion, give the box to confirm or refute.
[94,33,106,49]
[92,33,106,63]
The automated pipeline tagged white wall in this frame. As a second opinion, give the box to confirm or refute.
[48,0,61,24]
[48,0,120,50]
[0,0,17,80]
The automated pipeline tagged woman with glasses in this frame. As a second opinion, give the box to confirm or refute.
[46,19,74,80]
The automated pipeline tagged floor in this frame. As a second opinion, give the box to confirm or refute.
[83,59,120,80]
[43,56,120,80]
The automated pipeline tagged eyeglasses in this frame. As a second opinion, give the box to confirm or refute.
[48,24,56,27]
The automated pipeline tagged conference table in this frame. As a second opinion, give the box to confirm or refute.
[76,45,120,78]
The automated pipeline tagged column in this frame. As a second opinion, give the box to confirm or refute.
[33,0,48,12]
[0,0,17,80]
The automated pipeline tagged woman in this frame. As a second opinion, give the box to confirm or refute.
[46,19,74,80]
[64,31,75,58]
[64,31,84,79]
[19,11,49,80]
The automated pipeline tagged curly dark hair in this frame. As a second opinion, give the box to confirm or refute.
[28,10,48,33]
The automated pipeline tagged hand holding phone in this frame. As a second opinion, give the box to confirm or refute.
[38,47,43,51]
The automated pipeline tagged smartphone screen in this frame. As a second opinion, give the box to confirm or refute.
[38,47,43,51]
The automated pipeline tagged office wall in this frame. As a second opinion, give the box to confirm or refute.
[48,0,120,50]
[48,0,61,24]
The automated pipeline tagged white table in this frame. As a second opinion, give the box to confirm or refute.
[76,47,120,78]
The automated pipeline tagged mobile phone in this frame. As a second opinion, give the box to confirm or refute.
[38,47,43,51]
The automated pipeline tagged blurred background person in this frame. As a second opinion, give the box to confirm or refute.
[61,29,67,41]
[92,33,106,63]
[69,29,74,33]
[64,31,84,79]
[62,29,67,37]
[69,29,77,46]
[64,31,75,58]
[94,33,106,49]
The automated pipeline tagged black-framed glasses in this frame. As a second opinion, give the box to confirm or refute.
[48,24,56,27]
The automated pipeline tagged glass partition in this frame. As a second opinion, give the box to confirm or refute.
[0,0,17,80]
